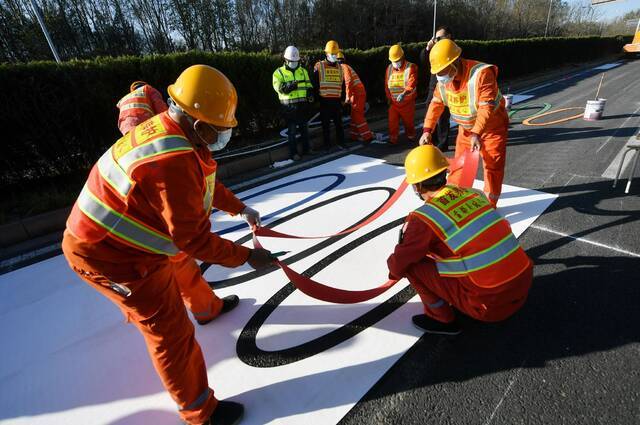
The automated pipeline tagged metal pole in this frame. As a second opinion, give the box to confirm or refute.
[29,0,61,62]
[432,0,437,38]
[544,0,553,37]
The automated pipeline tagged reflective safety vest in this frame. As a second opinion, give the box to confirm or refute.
[437,59,503,130]
[386,62,415,102]
[413,185,530,287]
[341,63,364,97]
[272,65,313,105]
[116,85,155,121]
[66,113,216,256]
[315,60,343,99]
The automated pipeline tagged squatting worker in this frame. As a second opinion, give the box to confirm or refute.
[116,80,168,135]
[313,40,347,151]
[419,26,454,152]
[385,44,418,144]
[273,45,314,161]
[337,51,374,143]
[419,39,509,207]
[388,145,533,335]
[62,64,274,425]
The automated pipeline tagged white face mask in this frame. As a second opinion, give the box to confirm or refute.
[436,65,457,84]
[287,60,299,69]
[392,61,402,69]
[327,54,337,63]
[207,128,233,152]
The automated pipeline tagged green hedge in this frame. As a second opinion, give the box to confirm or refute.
[0,36,628,189]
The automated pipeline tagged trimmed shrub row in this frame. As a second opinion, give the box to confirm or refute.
[0,36,628,189]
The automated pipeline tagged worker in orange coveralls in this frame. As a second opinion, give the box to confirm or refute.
[388,145,533,335]
[385,44,418,144]
[116,80,168,135]
[419,39,510,207]
[63,65,274,425]
[337,51,374,143]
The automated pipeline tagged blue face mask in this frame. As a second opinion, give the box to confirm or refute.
[436,65,457,84]
[207,128,233,152]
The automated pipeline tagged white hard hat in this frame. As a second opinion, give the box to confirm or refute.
[284,45,300,61]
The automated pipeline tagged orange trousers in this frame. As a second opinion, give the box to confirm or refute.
[65,254,223,425]
[405,258,533,323]
[388,101,416,144]
[349,92,373,142]
[454,127,508,206]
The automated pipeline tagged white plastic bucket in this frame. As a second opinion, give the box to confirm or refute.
[583,98,606,121]
[504,94,513,111]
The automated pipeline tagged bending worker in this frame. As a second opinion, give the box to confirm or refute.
[419,26,454,152]
[273,45,314,161]
[116,80,168,135]
[419,39,509,207]
[385,44,418,145]
[388,145,533,335]
[62,64,273,425]
[337,51,374,143]
[313,40,347,151]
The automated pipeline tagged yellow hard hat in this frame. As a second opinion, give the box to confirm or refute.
[167,64,238,127]
[130,81,146,92]
[325,40,340,54]
[429,39,462,74]
[337,51,345,60]
[404,145,449,184]
[388,44,404,62]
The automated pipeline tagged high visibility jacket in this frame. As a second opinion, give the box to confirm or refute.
[272,65,313,105]
[385,61,417,103]
[314,60,343,99]
[412,185,530,287]
[433,59,503,130]
[116,85,167,126]
[341,63,365,101]
[66,113,242,261]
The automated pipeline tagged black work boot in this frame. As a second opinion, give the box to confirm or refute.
[197,295,240,326]
[412,314,462,335]
[208,400,244,425]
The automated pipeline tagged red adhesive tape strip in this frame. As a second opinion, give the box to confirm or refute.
[252,232,401,303]
[447,149,479,189]
[249,149,478,304]
[254,179,409,239]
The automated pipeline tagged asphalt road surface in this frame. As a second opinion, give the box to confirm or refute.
[340,58,640,425]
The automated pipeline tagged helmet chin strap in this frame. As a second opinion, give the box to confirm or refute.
[168,97,204,147]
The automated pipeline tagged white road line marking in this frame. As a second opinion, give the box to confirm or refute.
[483,360,526,425]
[530,224,640,257]
[516,62,624,96]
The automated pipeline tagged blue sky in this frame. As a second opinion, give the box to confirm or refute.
[579,0,640,21]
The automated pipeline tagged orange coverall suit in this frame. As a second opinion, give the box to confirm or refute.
[117,84,168,135]
[62,112,250,424]
[387,185,533,324]
[385,60,418,144]
[423,58,509,206]
[341,63,374,142]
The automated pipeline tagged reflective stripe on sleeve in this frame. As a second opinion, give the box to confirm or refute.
[119,102,154,114]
